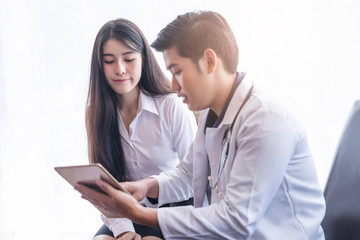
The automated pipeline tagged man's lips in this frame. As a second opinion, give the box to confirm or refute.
[178,94,188,104]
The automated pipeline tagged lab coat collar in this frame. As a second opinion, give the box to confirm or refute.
[219,72,253,127]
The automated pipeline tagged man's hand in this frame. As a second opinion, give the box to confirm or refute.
[75,179,159,227]
[122,178,160,201]
[75,180,140,218]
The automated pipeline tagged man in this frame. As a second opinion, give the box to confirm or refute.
[76,11,325,239]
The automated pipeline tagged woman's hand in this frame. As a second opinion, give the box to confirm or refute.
[116,231,141,240]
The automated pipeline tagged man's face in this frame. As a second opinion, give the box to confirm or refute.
[163,46,213,111]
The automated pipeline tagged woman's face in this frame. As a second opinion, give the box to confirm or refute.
[102,38,142,96]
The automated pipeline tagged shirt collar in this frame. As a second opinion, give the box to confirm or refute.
[138,90,159,116]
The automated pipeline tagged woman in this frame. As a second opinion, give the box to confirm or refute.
[86,18,197,240]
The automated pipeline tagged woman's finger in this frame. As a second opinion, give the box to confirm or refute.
[117,231,141,240]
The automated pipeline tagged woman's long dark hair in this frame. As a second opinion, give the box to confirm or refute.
[86,18,173,182]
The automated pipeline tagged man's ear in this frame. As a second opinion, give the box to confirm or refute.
[203,48,217,74]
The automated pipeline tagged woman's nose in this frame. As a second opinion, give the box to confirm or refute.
[115,61,126,75]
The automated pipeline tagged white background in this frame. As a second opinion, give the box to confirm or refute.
[0,0,359,239]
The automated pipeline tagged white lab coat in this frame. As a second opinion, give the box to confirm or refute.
[154,74,325,239]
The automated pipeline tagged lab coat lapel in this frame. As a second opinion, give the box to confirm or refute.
[193,74,253,206]
[193,109,211,207]
[219,73,253,128]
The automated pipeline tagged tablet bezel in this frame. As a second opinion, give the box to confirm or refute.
[54,163,129,194]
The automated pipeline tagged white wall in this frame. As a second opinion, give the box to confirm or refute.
[0,0,359,239]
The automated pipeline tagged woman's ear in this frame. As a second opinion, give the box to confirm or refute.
[203,48,217,74]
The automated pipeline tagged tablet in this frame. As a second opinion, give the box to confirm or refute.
[54,163,129,195]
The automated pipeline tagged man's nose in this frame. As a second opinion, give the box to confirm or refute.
[171,76,180,91]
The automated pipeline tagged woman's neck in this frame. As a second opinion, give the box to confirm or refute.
[117,87,140,133]
[117,87,140,111]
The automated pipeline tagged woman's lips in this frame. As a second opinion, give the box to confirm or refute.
[114,78,128,82]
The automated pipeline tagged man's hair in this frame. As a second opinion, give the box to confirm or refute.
[151,11,239,74]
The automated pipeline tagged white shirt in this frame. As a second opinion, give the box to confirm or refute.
[102,90,197,237]
[155,74,326,239]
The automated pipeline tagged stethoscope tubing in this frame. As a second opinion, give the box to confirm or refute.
[210,84,254,190]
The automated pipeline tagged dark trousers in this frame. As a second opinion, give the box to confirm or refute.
[94,222,163,239]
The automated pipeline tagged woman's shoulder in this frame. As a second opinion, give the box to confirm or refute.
[151,93,194,121]
[151,92,181,108]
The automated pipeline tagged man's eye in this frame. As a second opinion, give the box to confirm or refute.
[125,58,135,63]
[174,70,181,76]
[104,60,114,64]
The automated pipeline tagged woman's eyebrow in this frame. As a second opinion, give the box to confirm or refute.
[102,51,134,57]
[122,51,134,56]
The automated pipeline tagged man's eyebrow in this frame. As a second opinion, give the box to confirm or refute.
[167,63,178,70]
[102,51,134,57]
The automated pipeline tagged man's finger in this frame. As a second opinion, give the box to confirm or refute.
[96,179,117,195]
[75,183,110,204]
[97,179,129,198]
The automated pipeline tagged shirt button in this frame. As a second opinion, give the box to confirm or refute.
[218,192,223,197]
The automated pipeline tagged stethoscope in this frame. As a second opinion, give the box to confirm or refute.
[208,84,253,195]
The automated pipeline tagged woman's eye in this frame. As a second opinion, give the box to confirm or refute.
[104,60,114,64]
[125,58,135,63]
[174,70,181,76]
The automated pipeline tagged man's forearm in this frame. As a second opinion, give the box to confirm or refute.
[125,177,160,228]
[133,206,159,228]
[144,177,160,199]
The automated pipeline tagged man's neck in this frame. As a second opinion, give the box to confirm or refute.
[210,72,238,116]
